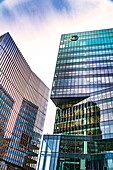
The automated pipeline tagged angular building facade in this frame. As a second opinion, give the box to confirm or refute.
[38,28,113,170]
[0,33,49,170]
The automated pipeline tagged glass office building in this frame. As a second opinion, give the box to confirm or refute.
[0,33,49,170]
[38,28,113,170]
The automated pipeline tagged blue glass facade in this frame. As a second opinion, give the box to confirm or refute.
[51,28,113,108]
[0,85,14,165]
[0,33,49,169]
[38,28,113,170]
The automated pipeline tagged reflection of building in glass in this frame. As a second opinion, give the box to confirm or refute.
[0,33,49,169]
[0,85,14,162]
[54,101,102,137]
[38,28,113,170]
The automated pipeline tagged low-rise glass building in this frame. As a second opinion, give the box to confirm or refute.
[0,33,49,169]
[38,28,113,170]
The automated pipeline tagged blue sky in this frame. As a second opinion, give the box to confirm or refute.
[0,0,113,134]
[0,0,70,21]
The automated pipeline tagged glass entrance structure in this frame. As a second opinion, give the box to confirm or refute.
[38,134,113,170]
[38,28,113,170]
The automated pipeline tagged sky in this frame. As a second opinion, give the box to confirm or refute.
[0,0,113,134]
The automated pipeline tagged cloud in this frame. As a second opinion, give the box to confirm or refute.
[0,0,70,22]
[1,0,113,33]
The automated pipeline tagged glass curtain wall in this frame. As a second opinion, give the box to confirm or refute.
[0,33,49,169]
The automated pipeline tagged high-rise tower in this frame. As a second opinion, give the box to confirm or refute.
[52,28,113,136]
[38,28,113,170]
[0,33,49,170]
